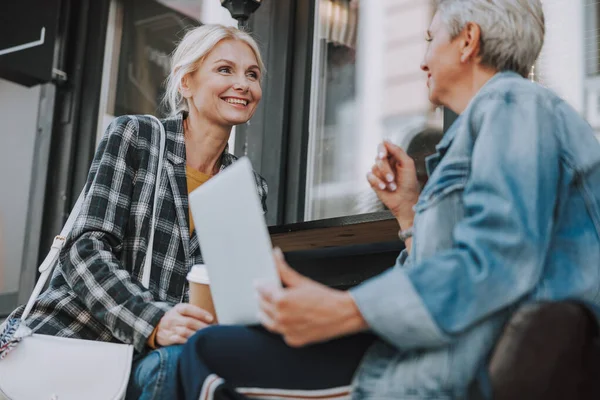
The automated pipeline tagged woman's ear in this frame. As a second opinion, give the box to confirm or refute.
[179,73,193,99]
[460,22,482,63]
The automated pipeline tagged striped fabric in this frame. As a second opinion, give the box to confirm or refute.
[238,386,352,400]
[7,112,267,353]
[199,374,352,400]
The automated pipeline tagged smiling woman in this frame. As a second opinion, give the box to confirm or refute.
[163,26,265,118]
[3,23,268,400]
[179,39,262,132]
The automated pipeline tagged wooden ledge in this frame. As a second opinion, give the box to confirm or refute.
[269,212,401,252]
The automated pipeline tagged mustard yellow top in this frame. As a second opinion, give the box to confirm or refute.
[186,166,212,235]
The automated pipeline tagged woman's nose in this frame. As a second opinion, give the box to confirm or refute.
[233,80,249,92]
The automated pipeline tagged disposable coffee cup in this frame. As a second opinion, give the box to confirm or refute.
[187,264,217,322]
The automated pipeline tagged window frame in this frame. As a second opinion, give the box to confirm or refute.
[243,0,314,225]
[246,0,456,226]
[584,0,599,77]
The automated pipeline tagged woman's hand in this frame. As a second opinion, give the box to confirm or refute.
[154,303,214,346]
[257,248,367,347]
[367,140,420,230]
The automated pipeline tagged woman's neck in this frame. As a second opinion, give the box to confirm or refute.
[184,111,232,175]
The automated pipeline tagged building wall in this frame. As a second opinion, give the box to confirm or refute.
[356,0,435,190]
[382,0,432,118]
[537,0,585,113]
[0,78,41,296]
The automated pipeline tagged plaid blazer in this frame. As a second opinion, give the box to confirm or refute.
[10,113,268,352]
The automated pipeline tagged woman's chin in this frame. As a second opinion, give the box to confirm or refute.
[223,114,252,126]
[218,105,257,126]
[428,92,443,107]
[229,117,250,126]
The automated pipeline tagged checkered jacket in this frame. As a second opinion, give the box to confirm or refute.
[9,113,268,353]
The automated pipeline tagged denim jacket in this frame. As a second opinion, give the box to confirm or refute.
[350,71,600,399]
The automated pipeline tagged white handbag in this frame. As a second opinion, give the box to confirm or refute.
[0,115,166,400]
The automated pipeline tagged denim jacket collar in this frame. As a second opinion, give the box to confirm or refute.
[425,71,522,176]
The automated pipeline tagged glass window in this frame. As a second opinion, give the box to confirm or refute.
[96,0,238,139]
[97,0,201,141]
[304,0,442,221]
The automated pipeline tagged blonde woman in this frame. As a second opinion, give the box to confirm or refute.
[5,25,267,399]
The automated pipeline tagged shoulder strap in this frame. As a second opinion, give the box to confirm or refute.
[20,115,166,321]
[141,115,166,288]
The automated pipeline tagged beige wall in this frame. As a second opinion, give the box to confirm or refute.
[382,0,432,118]
[356,0,435,181]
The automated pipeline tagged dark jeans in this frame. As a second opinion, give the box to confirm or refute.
[178,326,376,400]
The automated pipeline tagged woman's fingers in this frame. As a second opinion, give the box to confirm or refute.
[367,171,387,191]
[370,143,398,192]
[384,140,415,170]
[155,304,213,347]
[369,164,396,192]
[258,310,278,333]
[169,334,189,345]
[182,316,209,332]
[176,303,214,324]
[175,325,198,340]
[258,295,278,322]
[376,145,396,184]
[375,159,396,188]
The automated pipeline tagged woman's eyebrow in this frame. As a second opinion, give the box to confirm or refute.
[213,58,235,65]
[213,59,259,71]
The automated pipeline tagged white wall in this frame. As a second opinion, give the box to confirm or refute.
[537,0,585,113]
[0,78,41,294]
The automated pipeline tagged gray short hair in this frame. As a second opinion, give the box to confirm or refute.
[163,24,265,116]
[435,0,545,78]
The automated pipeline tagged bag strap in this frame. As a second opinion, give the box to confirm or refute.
[141,116,166,288]
[21,115,166,321]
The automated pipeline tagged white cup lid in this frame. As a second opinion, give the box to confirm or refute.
[187,264,210,284]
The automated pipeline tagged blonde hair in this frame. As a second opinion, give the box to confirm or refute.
[163,24,265,116]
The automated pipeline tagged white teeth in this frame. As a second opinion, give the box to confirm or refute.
[224,98,247,106]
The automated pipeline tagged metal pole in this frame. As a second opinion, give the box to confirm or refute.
[238,18,249,30]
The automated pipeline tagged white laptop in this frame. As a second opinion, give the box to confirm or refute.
[188,157,281,325]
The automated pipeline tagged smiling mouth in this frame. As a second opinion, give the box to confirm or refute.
[222,97,249,107]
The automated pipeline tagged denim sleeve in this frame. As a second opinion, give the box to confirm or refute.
[351,95,560,349]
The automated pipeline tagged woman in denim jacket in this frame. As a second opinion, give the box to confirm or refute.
[178,1,600,399]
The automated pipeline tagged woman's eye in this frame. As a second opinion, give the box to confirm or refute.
[425,34,433,42]
[218,66,232,74]
[247,71,259,80]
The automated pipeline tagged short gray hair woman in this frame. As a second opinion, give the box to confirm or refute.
[4,24,268,399]
[435,0,544,78]
[178,1,600,399]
